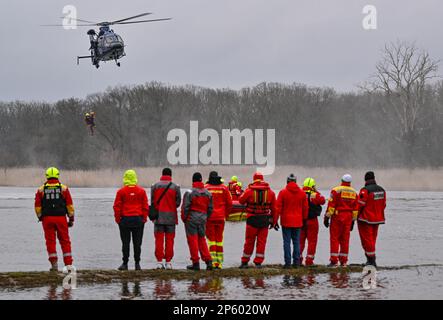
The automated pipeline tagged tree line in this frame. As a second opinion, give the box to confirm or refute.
[1,42,442,170]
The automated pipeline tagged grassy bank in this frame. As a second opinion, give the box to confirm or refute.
[1,264,440,289]
[1,166,443,191]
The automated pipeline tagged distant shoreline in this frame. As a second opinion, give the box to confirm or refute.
[1,166,442,191]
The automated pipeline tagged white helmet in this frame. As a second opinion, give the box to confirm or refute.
[342,174,352,183]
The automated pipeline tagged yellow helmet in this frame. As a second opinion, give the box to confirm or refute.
[231,175,238,182]
[46,167,60,179]
[237,181,243,188]
[303,177,316,189]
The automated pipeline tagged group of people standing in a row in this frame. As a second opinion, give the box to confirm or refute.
[34,167,386,271]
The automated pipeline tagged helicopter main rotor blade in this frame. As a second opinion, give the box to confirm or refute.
[114,18,172,25]
[59,16,98,24]
[108,12,153,25]
[40,23,96,27]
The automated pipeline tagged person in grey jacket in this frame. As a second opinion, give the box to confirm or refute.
[181,172,213,271]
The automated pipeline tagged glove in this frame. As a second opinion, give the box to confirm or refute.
[323,217,330,228]
[268,222,274,230]
[68,217,74,228]
[273,223,280,231]
[37,215,42,222]
[350,220,355,231]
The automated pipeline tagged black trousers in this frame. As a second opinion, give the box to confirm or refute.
[119,216,145,263]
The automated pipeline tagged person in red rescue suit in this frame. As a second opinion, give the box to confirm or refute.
[239,172,277,269]
[113,169,149,271]
[34,167,75,271]
[227,175,243,200]
[276,174,309,268]
[300,177,326,266]
[357,171,386,267]
[181,172,214,271]
[151,168,181,270]
[324,174,359,267]
[205,171,233,269]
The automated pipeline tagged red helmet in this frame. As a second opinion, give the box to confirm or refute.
[253,172,264,181]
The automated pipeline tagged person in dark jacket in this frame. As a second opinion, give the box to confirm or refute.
[276,174,309,268]
[113,170,149,271]
[151,168,181,269]
[181,172,213,271]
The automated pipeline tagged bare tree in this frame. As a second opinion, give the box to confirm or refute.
[363,41,439,144]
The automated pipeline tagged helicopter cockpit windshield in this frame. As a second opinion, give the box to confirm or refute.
[98,34,124,49]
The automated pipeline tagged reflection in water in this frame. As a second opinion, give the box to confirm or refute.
[45,284,72,300]
[153,279,176,300]
[329,272,350,289]
[281,274,317,289]
[120,281,142,300]
[188,277,224,298]
[241,276,266,289]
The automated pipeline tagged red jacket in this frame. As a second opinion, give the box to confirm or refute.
[326,182,359,220]
[151,175,181,225]
[205,183,233,221]
[239,180,277,224]
[181,182,213,223]
[358,180,386,224]
[303,186,326,219]
[228,181,243,200]
[276,182,309,228]
[113,185,149,224]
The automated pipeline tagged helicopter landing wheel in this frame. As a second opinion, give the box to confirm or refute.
[95,64,99,69]
[116,62,121,67]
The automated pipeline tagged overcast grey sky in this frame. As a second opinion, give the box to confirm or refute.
[0,0,441,102]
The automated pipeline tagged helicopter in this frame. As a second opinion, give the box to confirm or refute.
[44,13,171,68]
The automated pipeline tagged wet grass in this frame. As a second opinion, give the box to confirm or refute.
[1,263,441,289]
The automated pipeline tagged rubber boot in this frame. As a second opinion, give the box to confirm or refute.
[254,263,263,269]
[363,254,370,266]
[239,262,249,269]
[49,261,58,272]
[186,263,200,271]
[118,263,128,271]
[206,260,214,270]
[367,256,377,267]
[135,262,141,271]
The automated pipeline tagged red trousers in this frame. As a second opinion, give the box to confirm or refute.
[42,216,73,265]
[329,212,352,264]
[206,220,225,268]
[154,225,176,262]
[300,218,319,265]
[186,234,211,264]
[241,225,269,264]
[358,221,379,257]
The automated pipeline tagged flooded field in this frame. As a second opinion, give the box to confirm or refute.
[0,187,443,299]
